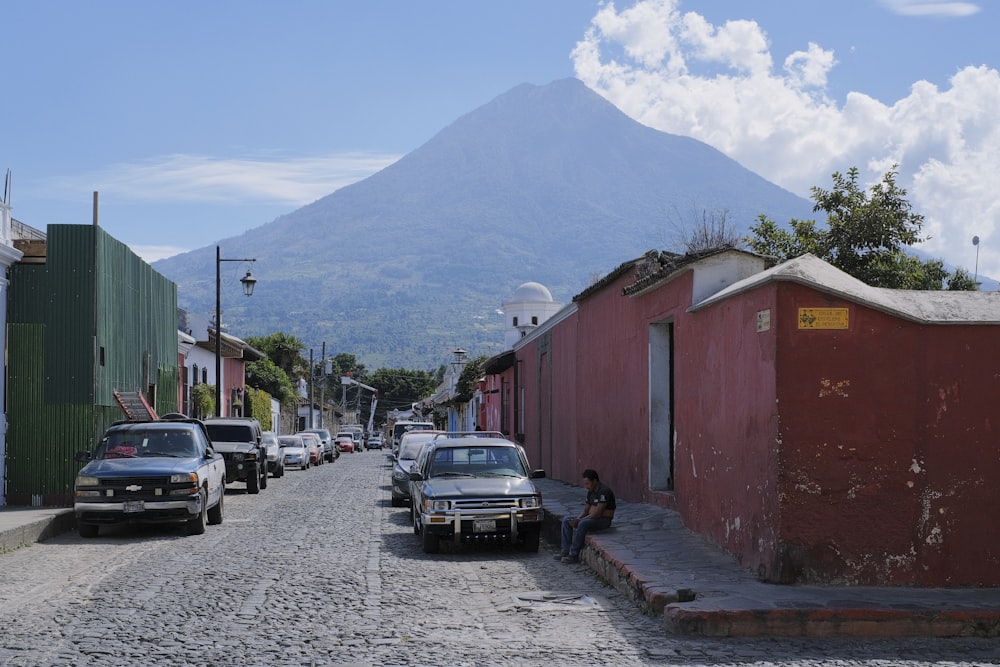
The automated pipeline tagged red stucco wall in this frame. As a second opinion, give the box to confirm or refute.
[774,283,1000,586]
[504,254,1000,587]
[673,285,781,577]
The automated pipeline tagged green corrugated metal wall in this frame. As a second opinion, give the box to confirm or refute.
[5,225,178,506]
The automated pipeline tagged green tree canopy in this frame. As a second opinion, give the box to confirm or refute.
[245,357,296,405]
[367,367,439,426]
[245,332,308,378]
[746,166,975,291]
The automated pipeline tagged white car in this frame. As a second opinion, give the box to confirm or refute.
[262,430,285,477]
[278,434,310,469]
[391,430,442,506]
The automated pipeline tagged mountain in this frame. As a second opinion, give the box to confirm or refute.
[152,78,815,369]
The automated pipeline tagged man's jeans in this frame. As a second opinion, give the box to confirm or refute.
[560,516,612,557]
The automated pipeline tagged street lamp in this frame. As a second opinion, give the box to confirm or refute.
[215,245,257,417]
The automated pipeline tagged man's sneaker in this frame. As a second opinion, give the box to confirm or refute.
[553,553,568,561]
[561,555,580,564]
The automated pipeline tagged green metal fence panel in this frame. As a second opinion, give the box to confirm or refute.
[4,225,179,506]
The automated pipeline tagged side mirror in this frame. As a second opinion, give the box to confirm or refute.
[74,451,92,463]
[409,471,424,482]
[530,469,546,479]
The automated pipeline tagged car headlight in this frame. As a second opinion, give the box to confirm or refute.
[170,473,198,484]
[424,499,451,511]
[519,496,541,509]
[76,475,99,487]
[231,452,245,462]
[392,469,408,481]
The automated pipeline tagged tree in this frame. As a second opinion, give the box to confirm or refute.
[454,355,487,403]
[245,332,308,378]
[191,383,215,420]
[245,357,296,405]
[746,166,976,290]
[681,209,741,253]
[368,367,439,425]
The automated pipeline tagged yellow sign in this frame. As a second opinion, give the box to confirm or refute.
[798,307,849,330]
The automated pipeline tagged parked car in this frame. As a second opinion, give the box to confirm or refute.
[278,434,309,469]
[391,420,435,456]
[343,425,365,451]
[261,430,285,478]
[366,434,384,450]
[300,428,337,462]
[299,432,324,466]
[203,417,268,493]
[334,433,355,453]
[391,430,442,507]
[73,417,226,537]
[409,434,546,553]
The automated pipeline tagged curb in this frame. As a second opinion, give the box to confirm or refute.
[663,607,1000,638]
[0,509,76,553]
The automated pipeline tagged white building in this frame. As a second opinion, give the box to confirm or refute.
[501,282,561,349]
[0,201,25,505]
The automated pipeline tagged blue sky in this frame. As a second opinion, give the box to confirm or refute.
[4,0,999,280]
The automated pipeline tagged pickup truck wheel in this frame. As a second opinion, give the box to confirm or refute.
[78,522,99,538]
[421,527,440,554]
[187,490,208,535]
[207,488,224,525]
[275,462,284,478]
[521,530,540,552]
[246,467,261,494]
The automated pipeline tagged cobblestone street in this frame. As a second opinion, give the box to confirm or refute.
[0,452,996,666]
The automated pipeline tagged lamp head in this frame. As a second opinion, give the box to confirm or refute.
[240,270,257,297]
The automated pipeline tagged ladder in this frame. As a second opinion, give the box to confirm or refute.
[113,389,159,421]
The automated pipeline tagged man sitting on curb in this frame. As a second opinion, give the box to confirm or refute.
[556,468,616,564]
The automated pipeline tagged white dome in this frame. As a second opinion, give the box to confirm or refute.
[508,282,554,303]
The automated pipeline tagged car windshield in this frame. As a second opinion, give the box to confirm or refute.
[205,424,254,443]
[399,436,435,460]
[428,446,526,478]
[278,437,302,447]
[97,428,200,459]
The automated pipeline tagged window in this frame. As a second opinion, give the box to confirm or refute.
[512,316,519,326]
[531,316,538,325]
[192,364,199,385]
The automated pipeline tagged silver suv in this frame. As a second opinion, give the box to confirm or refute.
[408,433,546,553]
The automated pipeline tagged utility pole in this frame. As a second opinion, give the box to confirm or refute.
[319,342,326,428]
[309,348,315,429]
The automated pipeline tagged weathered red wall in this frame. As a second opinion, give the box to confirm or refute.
[506,257,1000,586]
[774,283,1000,586]
[673,285,781,577]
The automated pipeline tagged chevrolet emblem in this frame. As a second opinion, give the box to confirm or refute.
[125,484,142,492]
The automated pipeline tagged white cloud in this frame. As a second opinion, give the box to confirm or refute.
[46,152,401,206]
[879,0,981,17]
[572,0,1000,281]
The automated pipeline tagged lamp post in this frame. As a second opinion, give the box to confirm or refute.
[215,245,257,417]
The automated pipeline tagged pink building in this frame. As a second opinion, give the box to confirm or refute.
[488,250,1000,586]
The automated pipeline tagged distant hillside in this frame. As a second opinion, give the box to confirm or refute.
[153,78,815,369]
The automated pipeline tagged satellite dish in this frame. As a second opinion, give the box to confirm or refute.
[973,236,980,246]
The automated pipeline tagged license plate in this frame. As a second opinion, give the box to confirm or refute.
[124,500,144,513]
[473,519,496,533]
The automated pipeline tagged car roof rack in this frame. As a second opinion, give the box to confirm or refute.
[432,431,505,440]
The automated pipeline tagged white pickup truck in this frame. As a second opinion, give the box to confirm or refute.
[74,417,227,537]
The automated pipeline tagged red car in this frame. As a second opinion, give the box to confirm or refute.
[300,432,324,466]
[335,434,355,453]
